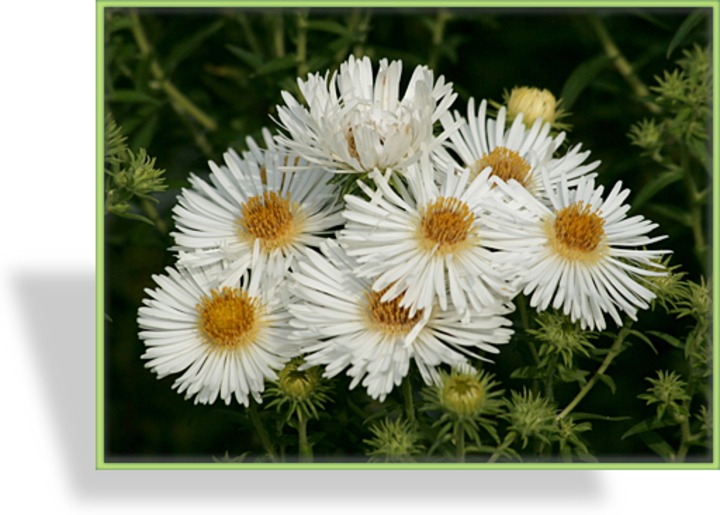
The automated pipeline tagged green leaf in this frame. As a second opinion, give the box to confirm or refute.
[639,431,676,460]
[560,55,611,109]
[227,44,264,70]
[597,373,617,395]
[306,19,352,36]
[107,90,161,105]
[648,203,693,226]
[164,20,224,72]
[621,418,675,440]
[572,412,631,422]
[631,171,682,211]
[557,366,589,385]
[510,366,540,380]
[627,329,658,354]
[666,10,707,59]
[254,54,299,77]
[647,330,684,349]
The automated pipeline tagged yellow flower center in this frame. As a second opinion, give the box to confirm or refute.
[237,191,302,251]
[418,197,476,255]
[473,146,532,189]
[366,287,424,336]
[196,287,261,350]
[546,201,607,262]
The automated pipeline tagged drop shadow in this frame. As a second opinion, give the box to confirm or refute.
[16,269,603,502]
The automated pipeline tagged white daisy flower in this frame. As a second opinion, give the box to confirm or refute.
[171,133,344,283]
[274,55,458,174]
[435,98,599,204]
[138,262,302,406]
[289,240,514,402]
[340,159,516,318]
[486,174,670,330]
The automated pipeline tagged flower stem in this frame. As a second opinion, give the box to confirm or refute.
[557,321,632,420]
[488,433,516,463]
[248,401,279,462]
[680,143,707,269]
[454,422,466,463]
[588,16,662,115]
[297,411,313,462]
[129,10,217,132]
[403,376,416,425]
[428,10,451,70]
[295,10,309,78]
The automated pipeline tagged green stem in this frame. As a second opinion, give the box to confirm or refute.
[296,11,309,78]
[428,10,451,70]
[454,422,466,463]
[297,411,313,462]
[679,144,707,268]
[272,14,285,58]
[129,10,217,132]
[517,294,540,366]
[403,376,416,425]
[588,16,662,115]
[488,433,516,463]
[249,401,279,462]
[557,322,632,420]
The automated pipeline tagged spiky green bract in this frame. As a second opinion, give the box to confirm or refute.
[554,416,594,462]
[363,417,425,463]
[502,388,557,449]
[264,357,332,423]
[528,310,598,368]
[638,370,691,421]
[421,367,504,456]
[645,257,687,311]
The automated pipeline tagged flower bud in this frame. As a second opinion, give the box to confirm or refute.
[507,86,559,127]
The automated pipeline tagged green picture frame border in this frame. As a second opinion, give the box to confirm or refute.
[96,0,720,470]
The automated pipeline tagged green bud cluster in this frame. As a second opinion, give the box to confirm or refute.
[528,311,598,368]
[104,113,167,224]
[502,389,557,448]
[363,417,425,462]
[638,370,691,421]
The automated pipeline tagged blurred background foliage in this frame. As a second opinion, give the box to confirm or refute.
[103,6,712,463]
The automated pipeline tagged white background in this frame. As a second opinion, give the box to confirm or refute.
[0,0,717,512]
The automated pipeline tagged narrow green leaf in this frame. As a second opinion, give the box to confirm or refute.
[560,55,611,109]
[597,373,617,395]
[254,54,299,77]
[631,171,682,210]
[305,19,351,36]
[648,203,693,226]
[572,412,631,422]
[639,431,676,460]
[666,10,707,58]
[627,329,658,354]
[107,90,161,105]
[227,44,264,70]
[647,330,684,349]
[164,20,224,72]
[621,418,674,440]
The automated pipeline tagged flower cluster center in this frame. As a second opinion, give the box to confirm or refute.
[474,146,532,187]
[548,201,606,261]
[196,287,260,350]
[418,197,475,255]
[238,191,300,251]
[366,287,423,336]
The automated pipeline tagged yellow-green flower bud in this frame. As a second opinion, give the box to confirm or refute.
[507,86,558,127]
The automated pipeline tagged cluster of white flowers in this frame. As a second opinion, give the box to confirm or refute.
[138,55,669,407]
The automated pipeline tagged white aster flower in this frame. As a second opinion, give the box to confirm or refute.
[435,98,599,204]
[138,263,302,406]
[171,132,343,283]
[274,55,458,174]
[340,159,516,318]
[486,174,670,330]
[289,240,514,402]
